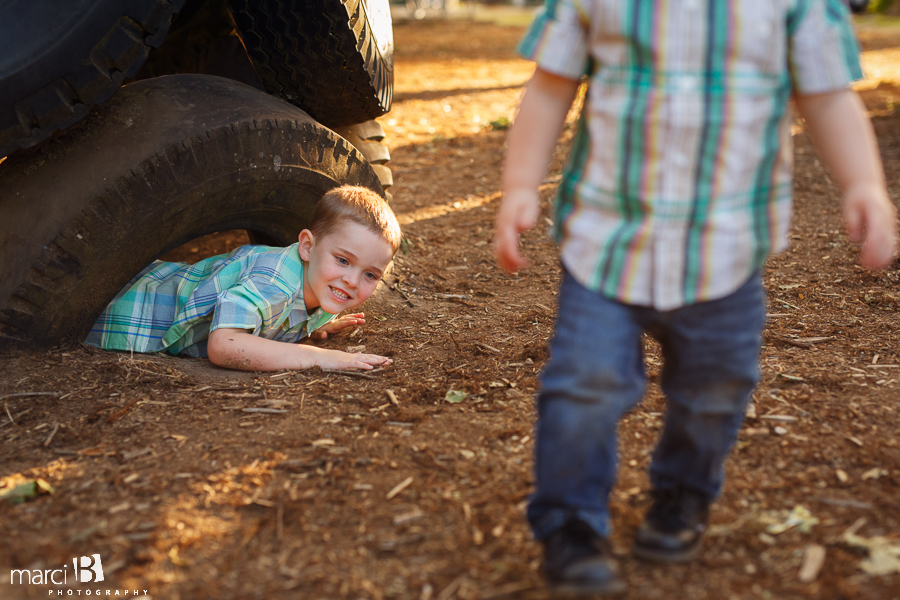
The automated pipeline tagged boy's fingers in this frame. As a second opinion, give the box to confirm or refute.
[494,217,531,272]
[861,224,898,269]
[844,202,864,243]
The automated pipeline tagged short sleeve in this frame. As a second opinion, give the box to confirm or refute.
[210,279,285,335]
[788,0,863,95]
[517,0,591,79]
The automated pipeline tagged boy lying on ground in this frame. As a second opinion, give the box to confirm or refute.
[86,185,401,372]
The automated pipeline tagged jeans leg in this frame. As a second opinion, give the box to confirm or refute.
[648,274,766,499]
[528,271,646,540]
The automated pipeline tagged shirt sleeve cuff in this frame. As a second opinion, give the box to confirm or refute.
[790,0,863,95]
[517,8,590,80]
[210,294,263,336]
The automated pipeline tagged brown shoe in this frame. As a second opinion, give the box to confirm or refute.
[632,487,710,563]
[543,521,626,596]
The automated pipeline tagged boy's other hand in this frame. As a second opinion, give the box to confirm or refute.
[495,188,541,273]
[310,313,366,341]
[315,347,392,371]
[843,184,898,269]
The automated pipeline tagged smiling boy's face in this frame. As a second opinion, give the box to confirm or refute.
[297,221,395,314]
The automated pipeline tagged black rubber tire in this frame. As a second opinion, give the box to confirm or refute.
[0,0,187,158]
[0,74,383,351]
[225,0,394,129]
[333,120,393,198]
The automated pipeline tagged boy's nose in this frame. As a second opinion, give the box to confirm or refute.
[342,270,360,289]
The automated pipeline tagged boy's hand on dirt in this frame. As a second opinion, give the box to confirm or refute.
[310,313,366,340]
[494,188,541,273]
[843,184,898,269]
[314,347,392,371]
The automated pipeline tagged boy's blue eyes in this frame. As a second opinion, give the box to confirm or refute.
[334,255,380,281]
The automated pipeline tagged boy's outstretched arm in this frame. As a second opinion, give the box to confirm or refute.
[495,67,580,273]
[794,89,898,269]
[207,328,392,372]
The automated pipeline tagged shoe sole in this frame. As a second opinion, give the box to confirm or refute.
[549,580,628,597]
[631,539,703,563]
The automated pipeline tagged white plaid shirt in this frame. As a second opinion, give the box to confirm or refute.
[520,0,862,309]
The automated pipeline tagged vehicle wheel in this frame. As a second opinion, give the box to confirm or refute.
[0,0,187,158]
[333,120,393,199]
[225,0,394,129]
[0,74,384,350]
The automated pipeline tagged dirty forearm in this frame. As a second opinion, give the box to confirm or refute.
[206,328,318,371]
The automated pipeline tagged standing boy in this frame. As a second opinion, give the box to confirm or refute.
[495,0,897,594]
[87,185,401,372]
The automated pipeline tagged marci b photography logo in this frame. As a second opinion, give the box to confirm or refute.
[10,553,102,585]
[10,553,148,595]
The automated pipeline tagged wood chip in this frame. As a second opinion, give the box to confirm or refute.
[846,436,864,447]
[241,408,288,414]
[108,502,131,514]
[121,447,152,461]
[794,336,836,344]
[311,439,336,447]
[393,508,424,525]
[476,342,500,354]
[760,415,798,422]
[386,476,414,500]
[798,544,826,582]
[386,389,400,406]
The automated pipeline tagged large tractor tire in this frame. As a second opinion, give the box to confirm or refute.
[0,74,384,351]
[226,0,394,129]
[0,0,187,158]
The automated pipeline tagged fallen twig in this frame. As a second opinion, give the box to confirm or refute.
[447,333,463,353]
[475,342,501,354]
[107,399,140,424]
[0,391,60,402]
[814,496,873,510]
[386,476,414,500]
[0,407,33,428]
[765,333,812,349]
[43,422,60,447]
[323,369,376,380]
[386,390,400,406]
[241,408,288,414]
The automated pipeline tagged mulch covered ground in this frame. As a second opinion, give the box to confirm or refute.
[1,12,899,600]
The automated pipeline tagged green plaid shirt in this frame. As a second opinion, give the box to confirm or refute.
[85,244,336,357]
[520,0,862,309]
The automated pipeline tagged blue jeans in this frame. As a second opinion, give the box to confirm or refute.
[527,269,766,540]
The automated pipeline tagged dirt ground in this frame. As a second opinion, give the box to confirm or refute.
[2,13,900,600]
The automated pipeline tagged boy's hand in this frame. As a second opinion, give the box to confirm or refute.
[843,184,898,269]
[495,188,541,273]
[310,313,366,341]
[313,347,392,371]
[794,89,898,269]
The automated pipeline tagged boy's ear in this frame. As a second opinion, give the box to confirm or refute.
[297,229,315,261]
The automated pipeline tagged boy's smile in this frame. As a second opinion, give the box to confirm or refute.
[297,221,395,314]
